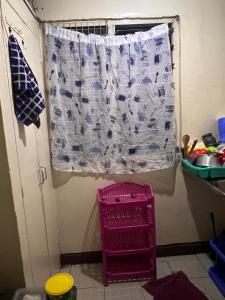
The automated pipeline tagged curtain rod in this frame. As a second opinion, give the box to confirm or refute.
[40,15,180,24]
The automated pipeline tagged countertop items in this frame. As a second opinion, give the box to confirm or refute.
[182,159,225,179]
[182,160,225,198]
[218,117,225,143]
[195,154,221,167]
[182,134,190,159]
[202,133,217,147]
[181,128,225,179]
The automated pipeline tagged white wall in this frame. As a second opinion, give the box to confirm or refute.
[0,106,25,291]
[36,0,225,253]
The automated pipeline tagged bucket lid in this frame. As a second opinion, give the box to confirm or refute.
[45,273,74,296]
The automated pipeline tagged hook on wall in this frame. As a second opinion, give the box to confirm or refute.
[21,39,27,50]
[5,17,23,36]
[5,18,27,49]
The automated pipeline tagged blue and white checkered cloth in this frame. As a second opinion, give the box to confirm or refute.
[8,35,45,128]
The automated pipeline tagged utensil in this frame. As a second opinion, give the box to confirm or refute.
[196,154,221,167]
[188,139,198,158]
[202,133,217,147]
[182,134,190,158]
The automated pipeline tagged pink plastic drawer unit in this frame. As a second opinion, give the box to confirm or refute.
[107,252,155,279]
[98,182,154,229]
[97,182,156,286]
[104,226,154,253]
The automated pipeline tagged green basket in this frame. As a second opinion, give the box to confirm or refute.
[182,159,225,179]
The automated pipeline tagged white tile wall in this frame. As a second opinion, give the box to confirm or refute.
[196,253,214,270]
[166,254,208,279]
[105,282,144,300]
[156,257,173,278]
[77,287,105,300]
[70,263,103,288]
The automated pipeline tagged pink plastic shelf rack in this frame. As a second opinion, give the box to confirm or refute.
[97,182,156,286]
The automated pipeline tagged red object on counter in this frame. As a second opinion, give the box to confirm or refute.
[191,149,208,158]
[214,150,225,165]
[222,150,225,164]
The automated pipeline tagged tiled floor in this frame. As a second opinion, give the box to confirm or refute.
[62,253,224,300]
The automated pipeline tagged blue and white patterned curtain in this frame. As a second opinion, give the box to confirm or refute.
[45,24,176,174]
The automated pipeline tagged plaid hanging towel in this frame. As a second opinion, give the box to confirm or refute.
[8,35,45,128]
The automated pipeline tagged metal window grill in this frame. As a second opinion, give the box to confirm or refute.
[63,25,108,35]
[61,22,174,68]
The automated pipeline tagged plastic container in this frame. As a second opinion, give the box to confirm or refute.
[182,159,225,179]
[45,273,74,300]
[209,236,225,296]
[209,264,225,296]
[218,117,225,143]
[98,182,156,286]
[12,288,47,300]
[12,287,77,300]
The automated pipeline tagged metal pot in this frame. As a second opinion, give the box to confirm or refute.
[195,154,221,167]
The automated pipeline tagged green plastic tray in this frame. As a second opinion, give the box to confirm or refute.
[182,159,225,179]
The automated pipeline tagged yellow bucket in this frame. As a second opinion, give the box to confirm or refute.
[45,273,74,300]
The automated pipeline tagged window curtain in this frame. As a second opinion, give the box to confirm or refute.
[45,24,176,174]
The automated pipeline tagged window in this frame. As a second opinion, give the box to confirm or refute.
[60,17,180,144]
[115,23,174,68]
[63,21,174,67]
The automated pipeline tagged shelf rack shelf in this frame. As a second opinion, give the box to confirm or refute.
[98,182,156,286]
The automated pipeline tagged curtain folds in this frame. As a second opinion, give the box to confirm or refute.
[45,23,176,174]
